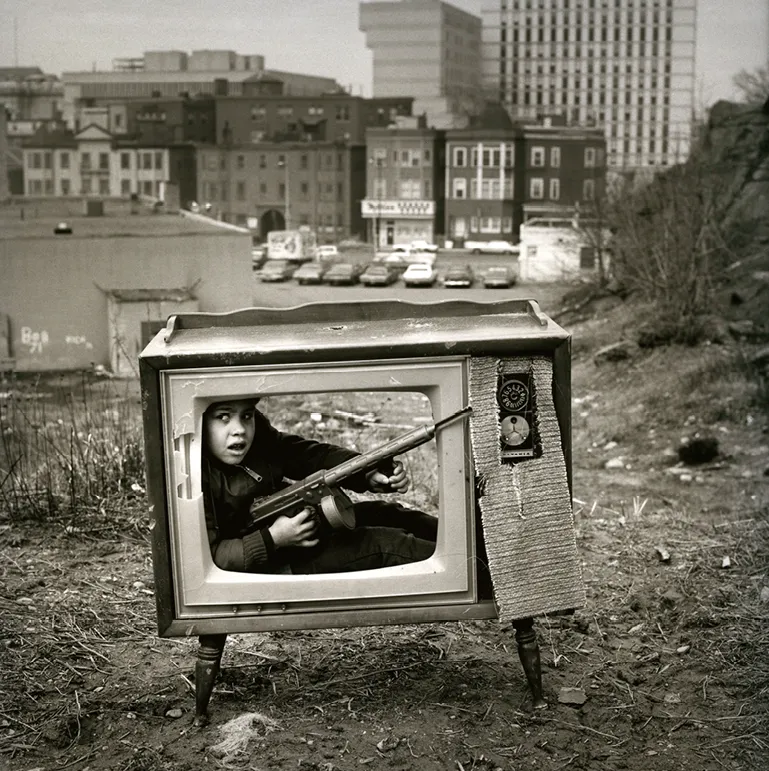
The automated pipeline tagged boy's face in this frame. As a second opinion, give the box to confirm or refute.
[204,400,257,465]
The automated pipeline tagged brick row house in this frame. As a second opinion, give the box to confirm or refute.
[444,113,606,246]
[362,118,446,247]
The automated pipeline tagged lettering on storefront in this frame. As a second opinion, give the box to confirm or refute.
[361,199,435,219]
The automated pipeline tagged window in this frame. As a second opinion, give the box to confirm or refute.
[259,155,267,169]
[80,153,91,171]
[549,178,560,200]
[584,147,596,167]
[44,152,52,170]
[81,178,92,195]
[99,153,109,170]
[336,105,350,120]
[480,217,501,233]
[61,179,71,196]
[530,178,544,199]
[583,179,595,200]
[300,181,309,198]
[550,147,561,167]
[531,146,546,166]
[373,178,386,198]
[399,179,421,199]
[120,152,130,170]
[452,177,467,199]
[120,179,130,196]
[259,182,267,195]
[236,155,245,170]
[60,152,70,170]
[277,105,294,118]
[142,181,153,196]
[44,179,54,195]
[236,181,246,201]
[99,178,110,196]
[142,152,153,170]
[250,105,266,120]
[300,154,308,170]
[453,147,467,167]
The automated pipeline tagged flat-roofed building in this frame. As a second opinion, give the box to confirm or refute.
[0,201,252,373]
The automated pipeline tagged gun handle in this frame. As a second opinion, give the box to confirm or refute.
[375,457,396,478]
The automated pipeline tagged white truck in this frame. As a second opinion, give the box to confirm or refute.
[266,229,318,263]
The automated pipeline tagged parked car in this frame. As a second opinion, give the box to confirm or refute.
[467,240,518,255]
[294,261,328,285]
[360,262,399,287]
[316,245,340,260]
[251,246,267,270]
[410,239,439,253]
[402,262,437,288]
[442,264,475,288]
[259,259,296,282]
[373,252,410,276]
[483,265,518,288]
[323,262,365,286]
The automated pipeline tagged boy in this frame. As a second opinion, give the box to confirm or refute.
[201,398,437,574]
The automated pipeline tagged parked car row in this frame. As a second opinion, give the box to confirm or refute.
[257,260,517,289]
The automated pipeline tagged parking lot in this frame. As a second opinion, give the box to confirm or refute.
[252,250,571,316]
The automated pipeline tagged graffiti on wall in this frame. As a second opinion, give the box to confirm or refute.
[20,327,49,355]
[19,328,93,358]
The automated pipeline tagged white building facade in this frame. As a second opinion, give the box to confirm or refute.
[23,125,169,200]
[481,0,697,172]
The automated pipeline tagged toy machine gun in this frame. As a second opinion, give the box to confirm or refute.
[249,406,472,531]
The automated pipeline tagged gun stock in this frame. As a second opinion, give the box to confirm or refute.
[248,406,471,527]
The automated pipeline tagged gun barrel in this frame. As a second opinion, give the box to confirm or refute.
[248,405,471,526]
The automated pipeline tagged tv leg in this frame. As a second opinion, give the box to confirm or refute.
[512,617,547,709]
[194,633,227,727]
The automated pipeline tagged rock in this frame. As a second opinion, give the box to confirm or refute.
[678,435,719,465]
[376,736,400,752]
[728,319,754,337]
[760,587,769,603]
[165,708,184,719]
[558,687,588,706]
[593,340,637,364]
[605,457,626,470]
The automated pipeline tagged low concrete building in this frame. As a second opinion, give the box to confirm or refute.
[0,201,251,373]
[518,217,606,283]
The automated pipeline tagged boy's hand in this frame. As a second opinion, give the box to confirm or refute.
[268,508,319,549]
[366,459,410,494]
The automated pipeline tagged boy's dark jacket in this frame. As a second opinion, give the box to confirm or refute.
[202,410,372,572]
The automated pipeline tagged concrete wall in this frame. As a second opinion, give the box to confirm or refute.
[0,230,252,371]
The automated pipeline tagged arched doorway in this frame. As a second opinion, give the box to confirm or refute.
[260,209,285,240]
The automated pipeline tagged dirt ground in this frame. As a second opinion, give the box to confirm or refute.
[1,292,768,771]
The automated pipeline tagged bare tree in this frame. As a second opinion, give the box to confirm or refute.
[732,67,769,105]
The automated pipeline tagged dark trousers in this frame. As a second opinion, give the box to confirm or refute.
[287,500,437,574]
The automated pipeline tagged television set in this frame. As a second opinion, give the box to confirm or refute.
[139,299,583,721]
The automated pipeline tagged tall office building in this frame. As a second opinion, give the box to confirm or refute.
[360,0,483,128]
[481,0,697,172]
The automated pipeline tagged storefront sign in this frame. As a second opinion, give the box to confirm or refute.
[361,199,435,218]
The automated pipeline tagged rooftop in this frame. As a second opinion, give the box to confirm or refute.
[0,200,246,241]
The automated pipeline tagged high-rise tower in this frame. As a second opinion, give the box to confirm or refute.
[360,0,483,128]
[481,0,697,172]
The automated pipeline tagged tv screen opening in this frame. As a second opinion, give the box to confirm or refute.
[160,356,485,633]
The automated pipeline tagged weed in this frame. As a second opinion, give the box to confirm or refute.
[0,372,145,525]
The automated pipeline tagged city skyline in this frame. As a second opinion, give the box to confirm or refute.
[1,0,767,108]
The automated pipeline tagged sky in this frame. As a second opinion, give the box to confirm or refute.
[2,0,767,107]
